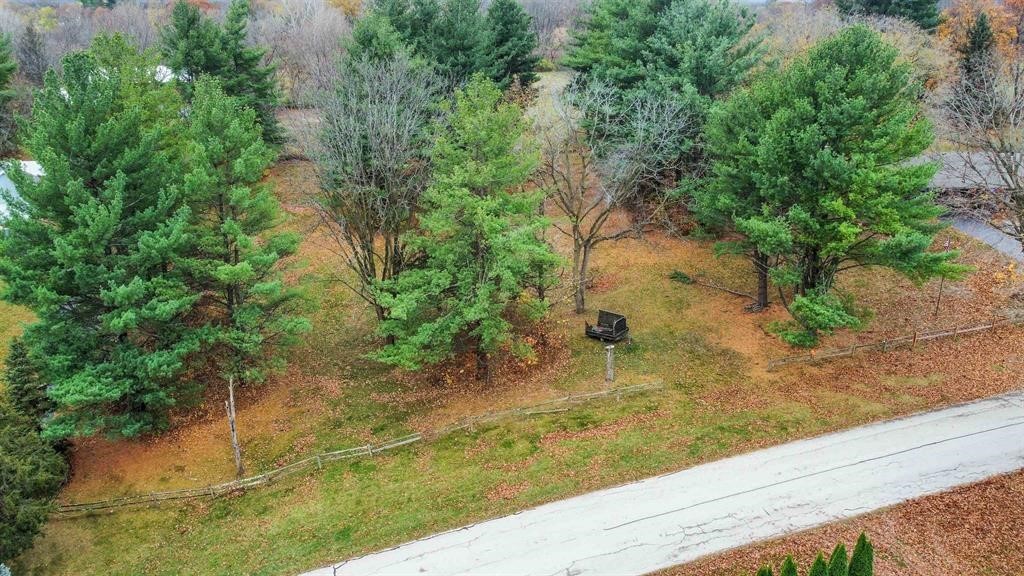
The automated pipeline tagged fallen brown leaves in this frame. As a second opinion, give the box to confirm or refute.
[539,410,668,448]
[485,481,530,502]
[661,471,1024,576]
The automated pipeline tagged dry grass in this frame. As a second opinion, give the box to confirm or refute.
[0,291,33,368]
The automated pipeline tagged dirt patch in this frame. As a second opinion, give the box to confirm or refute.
[661,471,1024,576]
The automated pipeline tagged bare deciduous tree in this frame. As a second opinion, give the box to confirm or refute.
[251,0,351,105]
[535,82,690,313]
[940,51,1024,247]
[759,3,953,88]
[93,4,162,51]
[306,55,440,325]
[520,0,585,61]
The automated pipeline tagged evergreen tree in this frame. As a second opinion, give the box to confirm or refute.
[346,12,411,64]
[960,12,995,62]
[374,76,556,378]
[957,12,997,80]
[0,33,17,157]
[160,0,225,98]
[0,399,66,564]
[367,0,490,86]
[0,37,198,438]
[749,536,874,576]
[565,0,763,188]
[808,554,829,576]
[836,0,939,30]
[427,0,489,84]
[848,533,874,576]
[563,0,669,82]
[779,557,798,576]
[3,337,51,425]
[827,541,849,575]
[161,0,282,143]
[16,23,47,87]
[375,0,442,56]
[701,26,964,346]
[181,79,307,383]
[219,0,283,144]
[485,0,540,89]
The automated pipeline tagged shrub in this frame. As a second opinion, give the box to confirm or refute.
[754,534,874,576]
[775,291,864,348]
[0,400,67,564]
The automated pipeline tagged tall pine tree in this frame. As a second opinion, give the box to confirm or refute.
[3,337,50,425]
[426,0,489,84]
[366,0,492,86]
[219,0,282,144]
[161,0,282,143]
[181,78,307,384]
[0,399,66,565]
[0,33,17,157]
[958,11,996,78]
[0,37,198,438]
[374,76,556,378]
[701,26,965,346]
[565,0,763,189]
[16,23,47,87]
[160,0,225,98]
[485,0,540,89]
[346,11,411,64]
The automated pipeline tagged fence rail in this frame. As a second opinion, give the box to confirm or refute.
[56,381,663,517]
[766,314,1024,371]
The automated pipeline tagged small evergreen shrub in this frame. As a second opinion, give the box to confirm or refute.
[753,533,874,576]
[669,270,695,285]
[535,58,556,72]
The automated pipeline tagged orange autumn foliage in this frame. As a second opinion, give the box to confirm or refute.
[329,0,362,17]
[939,0,1023,56]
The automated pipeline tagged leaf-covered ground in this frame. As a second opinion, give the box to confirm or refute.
[662,470,1024,576]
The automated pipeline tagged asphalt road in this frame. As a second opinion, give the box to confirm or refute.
[303,391,1024,576]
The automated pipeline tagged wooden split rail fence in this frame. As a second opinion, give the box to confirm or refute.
[767,314,1024,371]
[56,381,663,517]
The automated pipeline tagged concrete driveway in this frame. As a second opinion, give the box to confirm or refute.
[303,391,1024,576]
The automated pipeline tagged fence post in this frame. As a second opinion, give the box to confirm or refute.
[911,330,918,350]
[605,345,615,384]
[226,377,245,478]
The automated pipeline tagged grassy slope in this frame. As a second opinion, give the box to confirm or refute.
[0,288,34,370]
[16,74,1024,575]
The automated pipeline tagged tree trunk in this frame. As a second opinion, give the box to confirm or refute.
[226,377,244,478]
[373,304,396,346]
[753,250,770,311]
[574,244,592,314]
[475,348,490,382]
